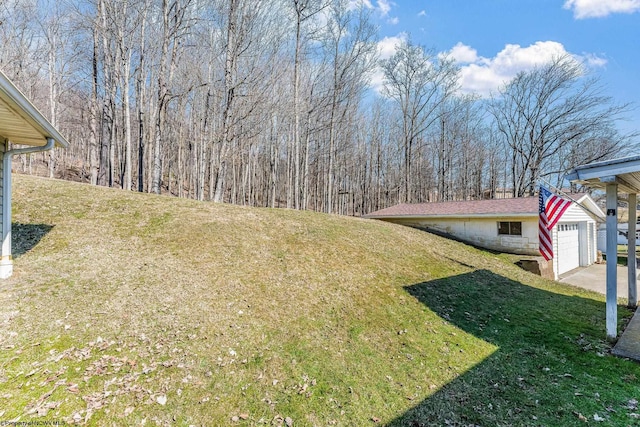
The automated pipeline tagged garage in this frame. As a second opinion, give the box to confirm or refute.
[367,194,603,281]
[556,222,580,274]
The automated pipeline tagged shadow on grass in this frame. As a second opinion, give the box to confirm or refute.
[387,269,638,427]
[12,223,53,258]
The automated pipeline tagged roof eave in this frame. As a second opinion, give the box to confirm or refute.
[568,155,640,194]
[0,71,70,149]
[572,155,640,177]
[366,213,538,220]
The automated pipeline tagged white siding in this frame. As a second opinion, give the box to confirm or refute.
[383,216,540,255]
[590,222,598,267]
[376,198,599,281]
[0,144,4,236]
[559,202,594,222]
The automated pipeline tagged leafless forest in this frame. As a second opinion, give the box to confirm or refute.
[0,0,635,215]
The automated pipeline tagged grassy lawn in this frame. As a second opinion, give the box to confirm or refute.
[0,175,639,426]
[606,248,638,266]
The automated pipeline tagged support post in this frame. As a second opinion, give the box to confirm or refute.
[0,141,11,278]
[0,137,55,279]
[606,183,618,340]
[629,193,637,308]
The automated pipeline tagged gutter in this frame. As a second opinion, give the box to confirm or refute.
[3,137,56,193]
[365,213,538,220]
[6,137,55,157]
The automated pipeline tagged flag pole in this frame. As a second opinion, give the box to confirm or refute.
[539,177,604,221]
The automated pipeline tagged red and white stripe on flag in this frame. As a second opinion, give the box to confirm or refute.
[538,186,572,261]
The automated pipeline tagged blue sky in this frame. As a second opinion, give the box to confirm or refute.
[363,0,640,133]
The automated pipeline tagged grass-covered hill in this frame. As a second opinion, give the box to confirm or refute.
[1,174,639,426]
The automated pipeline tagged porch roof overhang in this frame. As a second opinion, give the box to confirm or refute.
[0,70,69,148]
[567,155,640,194]
[567,155,640,344]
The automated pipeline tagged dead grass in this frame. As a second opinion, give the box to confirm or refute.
[0,174,638,426]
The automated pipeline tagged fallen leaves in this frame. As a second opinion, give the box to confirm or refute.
[48,346,91,363]
[26,400,60,417]
[83,392,106,413]
[5,333,201,425]
[572,411,608,423]
[25,368,40,377]
[24,387,60,417]
[230,413,250,422]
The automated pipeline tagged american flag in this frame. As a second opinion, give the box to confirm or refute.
[538,186,572,260]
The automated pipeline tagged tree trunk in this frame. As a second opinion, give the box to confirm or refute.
[89,21,100,185]
[151,0,170,194]
[214,0,239,203]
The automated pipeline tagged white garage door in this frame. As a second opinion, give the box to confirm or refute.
[557,223,580,274]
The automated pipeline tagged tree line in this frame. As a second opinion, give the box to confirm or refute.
[0,0,635,215]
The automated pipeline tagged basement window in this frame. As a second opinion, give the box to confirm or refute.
[498,221,522,236]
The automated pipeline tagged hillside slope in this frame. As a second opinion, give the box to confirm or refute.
[0,175,638,426]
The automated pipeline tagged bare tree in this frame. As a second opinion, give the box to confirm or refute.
[320,0,377,213]
[4,0,637,217]
[89,10,100,185]
[212,0,240,202]
[489,55,636,197]
[381,38,458,203]
[0,0,43,86]
[289,0,327,209]
[147,0,191,194]
[433,94,486,201]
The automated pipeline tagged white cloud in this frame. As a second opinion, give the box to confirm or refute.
[370,33,408,93]
[370,70,387,94]
[446,42,478,64]
[417,10,427,17]
[387,16,399,25]
[583,52,608,67]
[377,0,392,15]
[563,0,640,18]
[371,38,607,98]
[451,41,607,97]
[349,0,395,17]
[377,33,407,60]
[488,41,568,74]
[348,0,374,10]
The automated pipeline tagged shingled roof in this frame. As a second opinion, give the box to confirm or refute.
[366,197,541,218]
[367,194,591,218]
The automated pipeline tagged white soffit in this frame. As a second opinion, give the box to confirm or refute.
[567,155,640,194]
[0,70,69,148]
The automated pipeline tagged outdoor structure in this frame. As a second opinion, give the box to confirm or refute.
[0,71,69,278]
[366,195,604,281]
[568,155,640,340]
[596,222,640,250]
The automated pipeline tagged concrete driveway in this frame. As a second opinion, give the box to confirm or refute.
[559,263,634,300]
